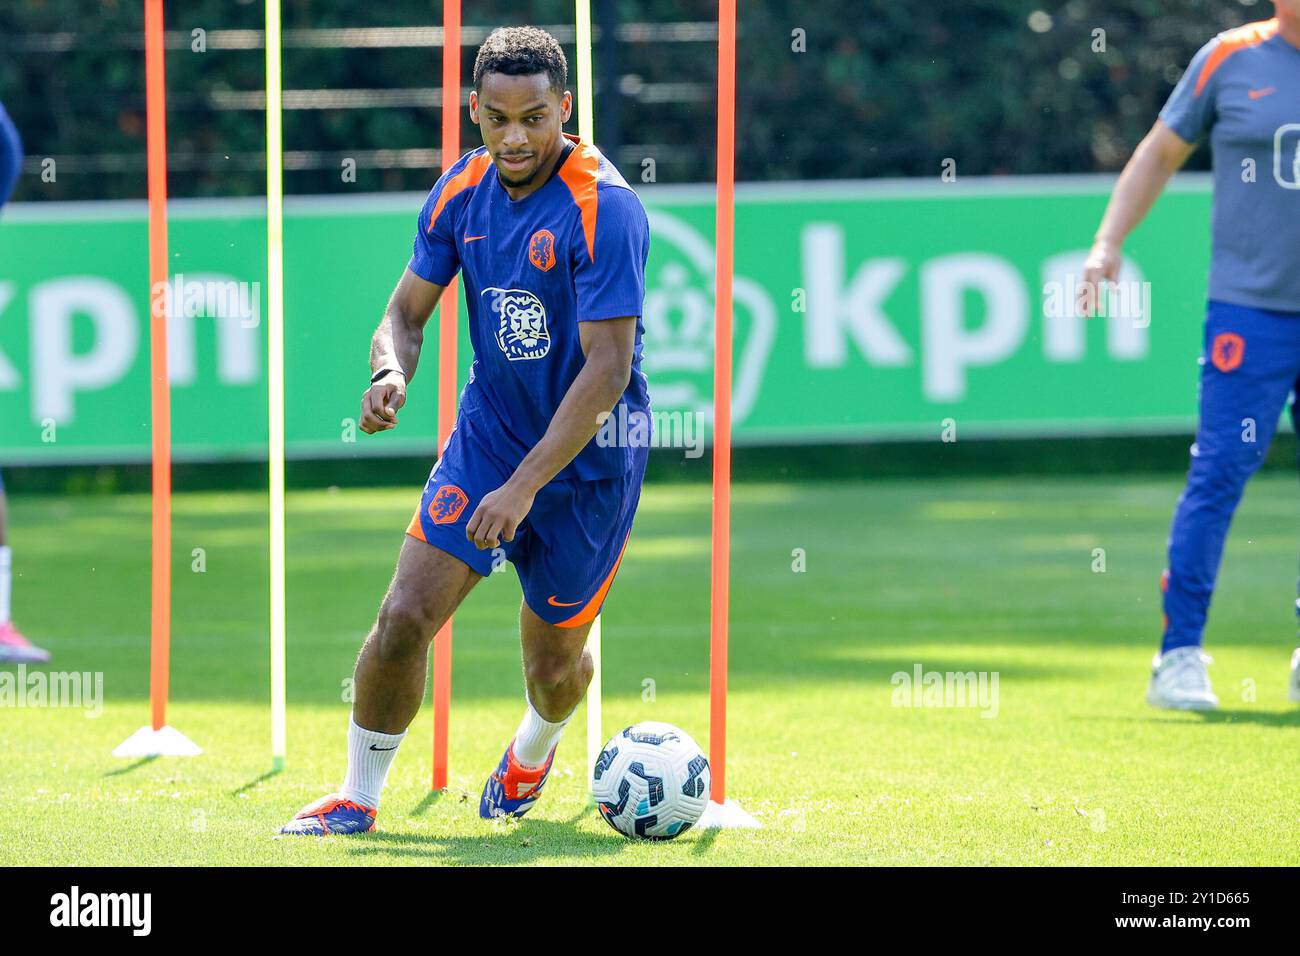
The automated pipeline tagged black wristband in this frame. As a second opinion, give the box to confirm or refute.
[370,367,406,384]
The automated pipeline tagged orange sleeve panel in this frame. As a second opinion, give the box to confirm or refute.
[426,152,494,233]
[1194,18,1279,97]
[557,138,601,263]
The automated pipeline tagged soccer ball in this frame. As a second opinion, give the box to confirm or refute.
[592,721,710,840]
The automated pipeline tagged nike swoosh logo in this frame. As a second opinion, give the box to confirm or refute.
[547,595,583,607]
[368,744,398,751]
[464,234,487,242]
[1248,87,1277,100]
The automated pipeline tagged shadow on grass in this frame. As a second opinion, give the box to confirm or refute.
[103,756,157,777]
[1093,709,1300,728]
[690,825,720,857]
[342,818,632,865]
[1191,708,1300,727]
[408,790,445,817]
[230,767,282,797]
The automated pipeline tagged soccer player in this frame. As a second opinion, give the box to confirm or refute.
[0,98,49,665]
[282,27,651,834]
[1080,3,1300,710]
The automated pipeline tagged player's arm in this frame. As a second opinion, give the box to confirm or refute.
[1079,120,1197,311]
[360,268,446,434]
[1080,28,1222,316]
[465,316,637,549]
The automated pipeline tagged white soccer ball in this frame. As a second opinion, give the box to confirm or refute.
[592,721,710,840]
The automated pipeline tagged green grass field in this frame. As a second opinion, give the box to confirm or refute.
[3,471,1299,866]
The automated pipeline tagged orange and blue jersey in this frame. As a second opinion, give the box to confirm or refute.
[1159,18,1300,312]
[408,132,651,481]
[404,135,651,626]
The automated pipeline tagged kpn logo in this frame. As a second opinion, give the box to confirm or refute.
[1274,124,1300,189]
[641,209,776,429]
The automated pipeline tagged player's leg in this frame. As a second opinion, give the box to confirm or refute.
[518,599,595,726]
[480,442,648,819]
[282,421,509,835]
[352,537,482,735]
[281,539,482,835]
[478,604,595,820]
[1152,302,1300,709]
[0,469,49,664]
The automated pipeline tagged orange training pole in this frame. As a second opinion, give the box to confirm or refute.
[145,0,172,733]
[431,0,461,791]
[709,0,736,804]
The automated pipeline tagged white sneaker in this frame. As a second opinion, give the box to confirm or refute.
[1289,647,1300,704]
[1146,646,1218,711]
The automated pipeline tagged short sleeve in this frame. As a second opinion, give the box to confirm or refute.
[1159,37,1221,144]
[407,177,461,286]
[573,185,650,322]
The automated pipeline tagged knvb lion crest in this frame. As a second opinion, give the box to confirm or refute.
[484,287,551,360]
[428,484,468,524]
[528,228,557,272]
[1211,331,1245,373]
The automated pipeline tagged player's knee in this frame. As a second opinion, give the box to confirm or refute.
[523,651,584,690]
[372,593,437,660]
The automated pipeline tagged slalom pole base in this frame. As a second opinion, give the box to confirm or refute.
[112,725,203,757]
[697,798,761,829]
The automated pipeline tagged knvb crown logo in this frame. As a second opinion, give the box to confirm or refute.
[641,210,775,428]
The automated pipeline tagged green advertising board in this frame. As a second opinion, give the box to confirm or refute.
[0,176,1216,465]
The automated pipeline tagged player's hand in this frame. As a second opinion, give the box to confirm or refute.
[1077,239,1122,317]
[360,373,407,434]
[465,481,536,550]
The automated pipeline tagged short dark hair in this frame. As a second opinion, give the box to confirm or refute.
[472,26,567,96]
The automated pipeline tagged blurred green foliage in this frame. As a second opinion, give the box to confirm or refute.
[0,0,1272,200]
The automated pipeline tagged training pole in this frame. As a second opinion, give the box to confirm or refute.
[266,0,288,772]
[431,0,462,791]
[698,0,757,828]
[574,0,604,794]
[114,0,201,759]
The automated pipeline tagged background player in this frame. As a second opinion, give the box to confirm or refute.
[1079,2,1300,709]
[282,27,651,834]
[0,98,50,665]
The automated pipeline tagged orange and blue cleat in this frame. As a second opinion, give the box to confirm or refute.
[280,793,376,835]
[480,739,556,819]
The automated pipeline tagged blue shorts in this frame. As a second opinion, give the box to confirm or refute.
[405,412,649,627]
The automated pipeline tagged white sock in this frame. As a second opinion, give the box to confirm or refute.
[339,715,406,809]
[0,545,11,624]
[511,696,573,767]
